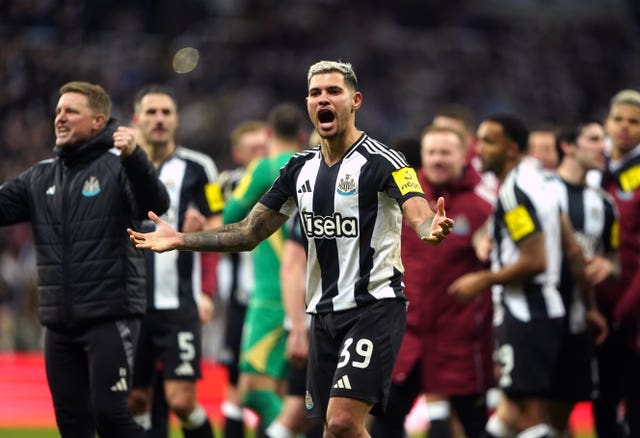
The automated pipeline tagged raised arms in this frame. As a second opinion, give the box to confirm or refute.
[128,202,289,253]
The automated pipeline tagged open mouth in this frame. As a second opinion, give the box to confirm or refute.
[318,109,335,124]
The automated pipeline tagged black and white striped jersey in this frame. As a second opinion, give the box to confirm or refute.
[143,146,223,311]
[549,174,618,332]
[490,161,565,323]
[260,133,425,314]
[216,167,254,306]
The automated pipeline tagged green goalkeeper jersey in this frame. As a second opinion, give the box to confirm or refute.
[222,152,294,304]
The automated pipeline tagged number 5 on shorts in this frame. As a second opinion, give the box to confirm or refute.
[178,331,195,362]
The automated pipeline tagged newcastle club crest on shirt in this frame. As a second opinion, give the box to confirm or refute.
[81,176,101,197]
[337,174,357,196]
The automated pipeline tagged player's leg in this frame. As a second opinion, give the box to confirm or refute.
[547,330,596,437]
[315,299,407,437]
[162,311,213,438]
[150,367,169,438]
[86,318,147,438]
[367,362,421,438]
[450,393,489,438]
[239,302,289,430]
[267,362,326,438]
[593,327,626,438]
[425,394,453,438]
[130,315,157,433]
[44,327,96,437]
[482,312,561,438]
[220,301,248,438]
[623,350,640,437]
[325,397,374,438]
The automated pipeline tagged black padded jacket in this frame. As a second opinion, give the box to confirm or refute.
[0,119,170,329]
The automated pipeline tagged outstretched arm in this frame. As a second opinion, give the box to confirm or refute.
[402,196,454,245]
[128,202,289,253]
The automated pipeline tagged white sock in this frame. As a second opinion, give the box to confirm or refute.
[133,413,151,431]
[486,414,515,437]
[181,404,208,429]
[426,400,451,421]
[266,420,296,438]
[516,424,551,438]
[221,401,244,420]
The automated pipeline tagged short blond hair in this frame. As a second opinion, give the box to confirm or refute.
[307,60,358,91]
[610,89,640,108]
[59,81,112,119]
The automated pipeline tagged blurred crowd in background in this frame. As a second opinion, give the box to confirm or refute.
[1,0,640,353]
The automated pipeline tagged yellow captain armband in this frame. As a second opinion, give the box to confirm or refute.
[610,219,619,250]
[205,182,224,212]
[391,167,423,196]
[504,205,535,241]
[619,165,640,192]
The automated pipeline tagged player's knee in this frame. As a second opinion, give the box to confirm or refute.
[166,392,197,420]
[128,387,152,415]
[326,410,358,437]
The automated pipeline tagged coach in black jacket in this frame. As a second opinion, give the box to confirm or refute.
[0,81,169,437]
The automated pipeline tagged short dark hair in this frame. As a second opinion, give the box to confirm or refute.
[268,102,305,141]
[486,113,529,152]
[555,120,601,161]
[133,84,178,113]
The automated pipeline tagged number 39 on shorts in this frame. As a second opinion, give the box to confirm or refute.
[337,337,373,369]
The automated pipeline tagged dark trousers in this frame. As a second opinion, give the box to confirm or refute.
[44,318,147,438]
[593,326,640,438]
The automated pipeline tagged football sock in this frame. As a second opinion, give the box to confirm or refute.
[265,420,296,438]
[180,404,214,438]
[133,413,151,431]
[515,424,551,438]
[426,400,451,438]
[243,389,283,426]
[222,401,246,438]
[483,414,515,438]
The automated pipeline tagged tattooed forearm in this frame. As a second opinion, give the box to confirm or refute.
[181,203,289,252]
[401,196,435,238]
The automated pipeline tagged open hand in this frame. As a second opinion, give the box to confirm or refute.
[422,197,454,244]
[127,211,183,252]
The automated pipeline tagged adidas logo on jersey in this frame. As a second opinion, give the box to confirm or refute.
[298,180,312,194]
[110,377,128,392]
[333,375,352,389]
[175,362,195,376]
[110,367,129,392]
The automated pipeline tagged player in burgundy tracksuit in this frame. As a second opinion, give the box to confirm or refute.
[369,125,495,438]
[595,89,640,438]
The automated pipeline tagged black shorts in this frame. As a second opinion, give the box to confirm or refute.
[549,329,597,402]
[288,363,307,397]
[218,301,247,385]
[132,309,202,387]
[306,299,406,419]
[494,304,563,398]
